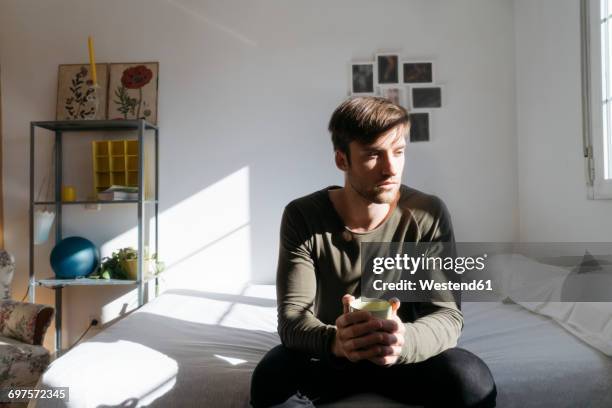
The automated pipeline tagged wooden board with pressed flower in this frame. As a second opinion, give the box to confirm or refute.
[56,63,109,120]
[107,62,159,124]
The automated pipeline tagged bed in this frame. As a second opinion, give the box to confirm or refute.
[31,283,612,408]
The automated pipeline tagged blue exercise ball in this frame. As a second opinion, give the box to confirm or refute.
[50,236,99,279]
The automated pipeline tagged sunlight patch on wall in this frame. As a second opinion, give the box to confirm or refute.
[159,166,251,293]
[94,167,251,315]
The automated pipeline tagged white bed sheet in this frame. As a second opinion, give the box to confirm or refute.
[33,285,612,408]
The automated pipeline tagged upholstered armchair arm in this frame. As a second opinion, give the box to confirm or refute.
[31,304,54,346]
[0,300,54,345]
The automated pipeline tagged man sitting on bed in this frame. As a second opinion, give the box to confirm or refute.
[250,96,497,408]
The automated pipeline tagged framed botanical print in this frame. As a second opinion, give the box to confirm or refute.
[108,62,159,124]
[56,63,108,120]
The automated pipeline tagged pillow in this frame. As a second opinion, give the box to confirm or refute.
[571,250,612,271]
[561,251,612,302]
[538,251,612,269]
[0,300,54,345]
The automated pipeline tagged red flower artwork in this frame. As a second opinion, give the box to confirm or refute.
[114,65,154,120]
[121,65,153,89]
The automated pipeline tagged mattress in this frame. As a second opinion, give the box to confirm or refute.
[32,285,612,408]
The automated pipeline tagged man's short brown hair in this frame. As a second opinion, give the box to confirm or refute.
[328,96,410,159]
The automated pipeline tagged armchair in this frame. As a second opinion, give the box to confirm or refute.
[0,250,54,388]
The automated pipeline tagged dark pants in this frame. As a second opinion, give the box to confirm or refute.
[251,345,496,408]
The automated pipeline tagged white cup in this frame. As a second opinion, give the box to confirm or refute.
[349,297,392,319]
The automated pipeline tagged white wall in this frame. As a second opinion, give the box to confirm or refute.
[515,0,612,242]
[0,0,517,348]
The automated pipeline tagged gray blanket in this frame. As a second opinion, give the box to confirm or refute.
[33,285,612,408]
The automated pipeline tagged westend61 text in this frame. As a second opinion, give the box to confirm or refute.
[372,279,493,292]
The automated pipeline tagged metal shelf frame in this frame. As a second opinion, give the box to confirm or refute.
[28,119,159,354]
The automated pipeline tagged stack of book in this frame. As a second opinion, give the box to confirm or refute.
[98,185,139,201]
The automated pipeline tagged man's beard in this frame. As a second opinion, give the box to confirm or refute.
[348,174,399,204]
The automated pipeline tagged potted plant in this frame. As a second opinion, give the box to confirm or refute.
[91,247,164,280]
[118,247,139,280]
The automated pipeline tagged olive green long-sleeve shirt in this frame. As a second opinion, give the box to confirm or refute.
[276,185,463,364]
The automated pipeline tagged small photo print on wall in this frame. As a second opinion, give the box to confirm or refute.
[402,62,433,84]
[56,64,108,120]
[412,86,442,108]
[376,54,400,84]
[108,62,159,124]
[409,112,430,142]
[351,62,375,94]
[379,86,405,108]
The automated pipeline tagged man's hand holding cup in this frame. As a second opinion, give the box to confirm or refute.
[332,294,405,366]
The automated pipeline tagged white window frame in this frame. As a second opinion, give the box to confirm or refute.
[583,0,612,199]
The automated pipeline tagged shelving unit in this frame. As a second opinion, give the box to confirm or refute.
[28,119,159,354]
